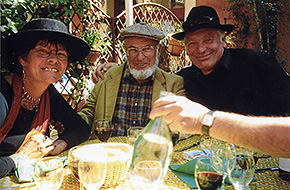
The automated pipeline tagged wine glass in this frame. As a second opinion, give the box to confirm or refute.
[226,147,255,190]
[95,120,114,142]
[34,156,64,190]
[68,145,83,180]
[195,155,224,190]
[207,139,236,189]
[129,160,163,189]
[78,148,108,190]
[127,127,143,146]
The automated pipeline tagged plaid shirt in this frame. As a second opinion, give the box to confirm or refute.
[112,66,153,136]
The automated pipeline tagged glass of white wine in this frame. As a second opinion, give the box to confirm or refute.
[34,156,64,190]
[78,149,108,190]
[130,160,163,189]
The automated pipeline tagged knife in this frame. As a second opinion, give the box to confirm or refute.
[255,167,279,173]
[175,141,201,152]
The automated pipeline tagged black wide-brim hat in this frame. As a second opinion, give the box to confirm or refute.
[173,6,235,40]
[8,18,90,62]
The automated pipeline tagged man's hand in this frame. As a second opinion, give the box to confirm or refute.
[149,96,209,135]
[91,62,118,83]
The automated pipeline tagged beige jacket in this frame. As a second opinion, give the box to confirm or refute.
[78,63,185,136]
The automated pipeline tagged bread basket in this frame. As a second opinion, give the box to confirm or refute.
[68,142,133,187]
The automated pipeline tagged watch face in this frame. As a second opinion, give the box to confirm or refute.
[202,114,214,126]
[202,111,215,136]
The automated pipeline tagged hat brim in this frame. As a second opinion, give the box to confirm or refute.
[172,24,234,40]
[8,30,90,62]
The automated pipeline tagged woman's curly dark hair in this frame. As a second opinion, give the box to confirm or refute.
[1,35,71,75]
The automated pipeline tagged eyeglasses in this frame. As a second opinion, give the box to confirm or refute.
[189,16,214,27]
[34,48,68,61]
[126,45,155,58]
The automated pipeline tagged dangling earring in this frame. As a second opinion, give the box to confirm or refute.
[22,69,26,80]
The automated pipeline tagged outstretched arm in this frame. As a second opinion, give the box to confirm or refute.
[149,95,290,158]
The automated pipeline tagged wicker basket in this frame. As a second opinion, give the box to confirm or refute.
[100,143,133,187]
[68,143,133,187]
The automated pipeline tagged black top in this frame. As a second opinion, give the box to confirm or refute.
[0,76,91,157]
[179,48,290,116]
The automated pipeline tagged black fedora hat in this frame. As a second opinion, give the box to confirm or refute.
[173,6,234,40]
[8,18,90,62]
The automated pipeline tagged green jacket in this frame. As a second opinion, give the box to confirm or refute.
[78,63,185,137]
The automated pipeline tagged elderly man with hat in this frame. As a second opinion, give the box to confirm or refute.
[174,5,290,117]
[78,22,185,137]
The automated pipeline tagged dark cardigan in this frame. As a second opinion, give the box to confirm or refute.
[0,76,91,157]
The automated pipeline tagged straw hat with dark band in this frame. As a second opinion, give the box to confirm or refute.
[119,22,165,42]
[8,18,90,62]
[173,6,235,40]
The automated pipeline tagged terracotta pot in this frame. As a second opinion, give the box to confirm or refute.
[85,49,101,65]
[167,36,185,56]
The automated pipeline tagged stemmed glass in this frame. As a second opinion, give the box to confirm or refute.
[95,120,114,142]
[226,147,255,190]
[78,148,108,190]
[127,127,143,146]
[34,156,64,190]
[129,160,163,189]
[195,155,224,190]
[207,139,236,189]
[68,145,83,180]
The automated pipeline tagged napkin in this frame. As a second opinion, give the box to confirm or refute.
[169,158,232,189]
[14,156,68,182]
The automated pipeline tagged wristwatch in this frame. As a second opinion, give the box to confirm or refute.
[201,110,215,136]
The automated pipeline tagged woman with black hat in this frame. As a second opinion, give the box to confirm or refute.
[0,18,91,178]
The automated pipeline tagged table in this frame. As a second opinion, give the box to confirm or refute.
[1,136,290,189]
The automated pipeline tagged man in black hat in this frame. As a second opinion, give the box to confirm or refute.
[92,6,290,117]
[173,5,290,117]
[78,22,185,137]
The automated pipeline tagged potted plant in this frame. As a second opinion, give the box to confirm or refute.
[82,28,103,65]
[166,32,185,56]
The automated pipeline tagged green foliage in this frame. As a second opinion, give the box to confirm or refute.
[1,0,90,39]
[82,29,102,48]
[1,0,30,38]
[226,0,290,65]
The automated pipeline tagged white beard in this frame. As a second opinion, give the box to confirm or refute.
[128,47,159,80]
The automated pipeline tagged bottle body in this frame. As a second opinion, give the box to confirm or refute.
[129,117,173,189]
[279,158,290,181]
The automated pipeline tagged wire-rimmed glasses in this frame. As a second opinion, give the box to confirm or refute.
[126,45,156,58]
[34,48,68,61]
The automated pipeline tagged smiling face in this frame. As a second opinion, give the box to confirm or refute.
[124,36,160,80]
[19,40,69,87]
[184,28,226,75]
